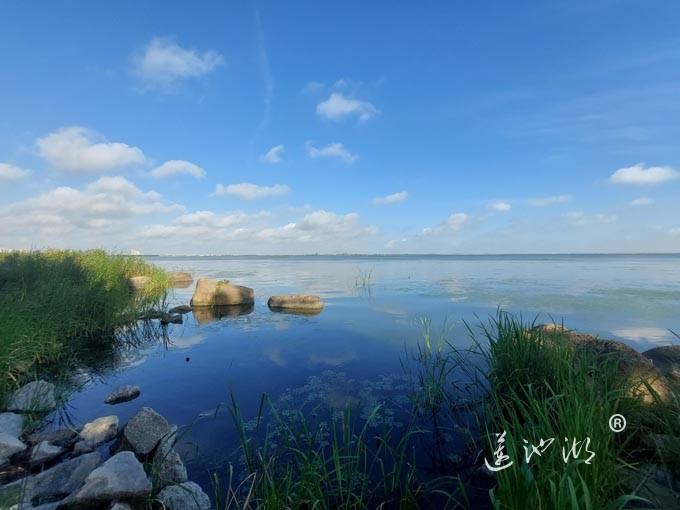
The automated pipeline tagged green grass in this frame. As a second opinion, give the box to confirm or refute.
[0,249,169,402]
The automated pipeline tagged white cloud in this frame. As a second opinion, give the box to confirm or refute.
[528,194,573,207]
[132,37,224,87]
[0,163,31,181]
[630,197,654,206]
[372,191,408,205]
[609,163,678,185]
[306,142,358,164]
[139,210,269,238]
[563,212,618,225]
[37,127,145,172]
[151,160,206,179]
[316,92,379,122]
[670,227,680,236]
[212,183,290,200]
[489,201,511,211]
[260,144,284,164]
[303,81,325,94]
[0,176,182,246]
[442,213,469,231]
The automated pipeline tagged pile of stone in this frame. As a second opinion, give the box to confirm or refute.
[0,382,210,509]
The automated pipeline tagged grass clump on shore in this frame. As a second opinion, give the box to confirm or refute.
[0,249,168,400]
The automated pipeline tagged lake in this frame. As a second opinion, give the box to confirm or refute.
[59,254,680,502]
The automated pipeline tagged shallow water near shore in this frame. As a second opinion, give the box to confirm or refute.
[53,254,680,501]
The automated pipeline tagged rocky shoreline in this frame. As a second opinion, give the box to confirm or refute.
[0,382,209,509]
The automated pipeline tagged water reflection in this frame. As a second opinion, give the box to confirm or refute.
[191,303,254,324]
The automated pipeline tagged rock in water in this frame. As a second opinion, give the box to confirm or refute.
[25,428,77,447]
[157,481,211,510]
[29,441,66,468]
[154,449,188,488]
[128,276,151,291]
[105,386,141,405]
[7,380,56,412]
[168,304,192,314]
[0,413,23,437]
[190,278,254,306]
[74,415,118,454]
[58,451,151,508]
[169,272,193,287]
[20,452,100,506]
[267,295,324,312]
[0,432,27,458]
[120,407,170,457]
[161,314,183,325]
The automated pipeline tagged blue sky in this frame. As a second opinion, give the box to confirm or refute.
[1,1,679,254]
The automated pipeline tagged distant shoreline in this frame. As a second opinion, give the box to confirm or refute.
[142,252,680,258]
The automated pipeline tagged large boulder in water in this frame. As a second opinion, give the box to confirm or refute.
[538,325,674,404]
[168,272,193,288]
[268,295,324,314]
[190,279,254,307]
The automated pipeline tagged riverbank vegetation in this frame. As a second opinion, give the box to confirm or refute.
[220,312,679,509]
[0,249,168,402]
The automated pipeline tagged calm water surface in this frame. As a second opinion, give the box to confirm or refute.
[61,255,680,499]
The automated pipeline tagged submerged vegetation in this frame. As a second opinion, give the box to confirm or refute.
[218,312,679,509]
[0,249,169,401]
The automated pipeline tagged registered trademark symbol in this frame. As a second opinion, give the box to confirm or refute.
[609,414,626,433]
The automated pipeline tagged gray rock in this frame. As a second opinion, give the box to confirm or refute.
[120,407,170,457]
[154,449,188,488]
[25,428,77,447]
[105,386,141,405]
[7,381,56,413]
[29,441,66,468]
[74,415,118,453]
[0,432,27,458]
[156,424,179,459]
[0,455,9,469]
[58,451,151,508]
[157,481,211,510]
[22,451,100,506]
[0,412,23,437]
[168,304,192,314]
[160,314,183,325]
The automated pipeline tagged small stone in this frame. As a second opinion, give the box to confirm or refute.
[29,441,66,468]
[120,407,170,457]
[161,314,183,325]
[0,413,23,437]
[78,415,118,446]
[25,428,77,447]
[157,481,211,510]
[105,386,141,405]
[168,305,192,314]
[0,432,27,458]
[7,381,56,413]
[58,451,151,508]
